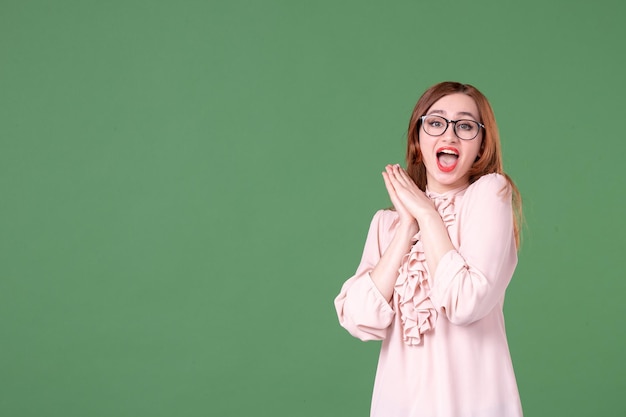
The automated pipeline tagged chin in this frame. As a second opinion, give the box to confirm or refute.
[427,172,470,192]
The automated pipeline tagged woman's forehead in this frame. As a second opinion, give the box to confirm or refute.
[427,93,479,119]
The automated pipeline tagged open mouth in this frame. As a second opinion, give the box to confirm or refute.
[436,147,459,172]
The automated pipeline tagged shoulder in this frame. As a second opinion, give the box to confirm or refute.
[469,172,509,191]
[365,209,399,243]
[466,173,511,200]
[370,209,399,230]
[457,173,513,217]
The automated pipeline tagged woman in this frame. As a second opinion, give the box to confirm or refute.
[334,81,523,417]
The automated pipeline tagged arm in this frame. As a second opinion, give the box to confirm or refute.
[334,210,398,341]
[369,167,419,301]
[429,174,518,325]
[369,223,416,301]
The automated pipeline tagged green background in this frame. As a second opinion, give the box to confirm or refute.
[1,0,624,416]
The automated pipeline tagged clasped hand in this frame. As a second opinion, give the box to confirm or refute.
[382,164,437,227]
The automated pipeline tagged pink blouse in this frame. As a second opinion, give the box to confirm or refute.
[334,173,523,417]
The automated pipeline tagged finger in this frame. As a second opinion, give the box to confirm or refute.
[392,164,410,186]
[386,164,405,186]
[394,164,409,178]
[382,172,406,208]
[382,171,399,201]
[395,165,424,195]
[395,164,415,183]
[385,174,413,212]
[385,164,398,176]
[383,172,411,215]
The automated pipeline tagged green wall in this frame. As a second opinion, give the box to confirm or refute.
[2,0,624,416]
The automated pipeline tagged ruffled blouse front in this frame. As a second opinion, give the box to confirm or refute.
[394,188,460,346]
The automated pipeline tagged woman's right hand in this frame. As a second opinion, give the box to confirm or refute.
[367,165,419,301]
[382,165,418,233]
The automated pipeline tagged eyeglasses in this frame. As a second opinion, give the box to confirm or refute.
[419,115,484,140]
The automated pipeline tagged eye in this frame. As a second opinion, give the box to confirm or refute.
[457,121,477,131]
[425,116,445,127]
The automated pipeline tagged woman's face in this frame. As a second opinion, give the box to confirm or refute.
[418,93,483,193]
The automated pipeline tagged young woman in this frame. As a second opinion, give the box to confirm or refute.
[334,82,523,417]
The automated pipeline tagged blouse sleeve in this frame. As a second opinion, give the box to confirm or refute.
[429,173,518,325]
[334,210,396,341]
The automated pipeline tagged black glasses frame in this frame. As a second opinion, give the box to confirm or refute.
[419,115,485,140]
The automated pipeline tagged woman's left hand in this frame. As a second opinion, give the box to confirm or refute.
[385,164,437,222]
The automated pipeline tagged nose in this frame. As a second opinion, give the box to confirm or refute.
[442,122,460,142]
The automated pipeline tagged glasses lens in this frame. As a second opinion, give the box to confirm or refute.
[454,120,480,140]
[422,115,447,136]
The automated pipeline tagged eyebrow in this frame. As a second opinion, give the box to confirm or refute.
[429,109,480,120]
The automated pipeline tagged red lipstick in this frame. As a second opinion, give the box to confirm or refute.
[436,146,459,173]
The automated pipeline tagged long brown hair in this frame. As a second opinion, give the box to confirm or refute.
[406,81,522,246]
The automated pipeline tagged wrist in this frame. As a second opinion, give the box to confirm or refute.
[417,210,445,231]
[397,219,419,235]
[413,206,440,223]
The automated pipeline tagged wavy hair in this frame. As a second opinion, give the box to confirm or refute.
[406,81,522,246]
